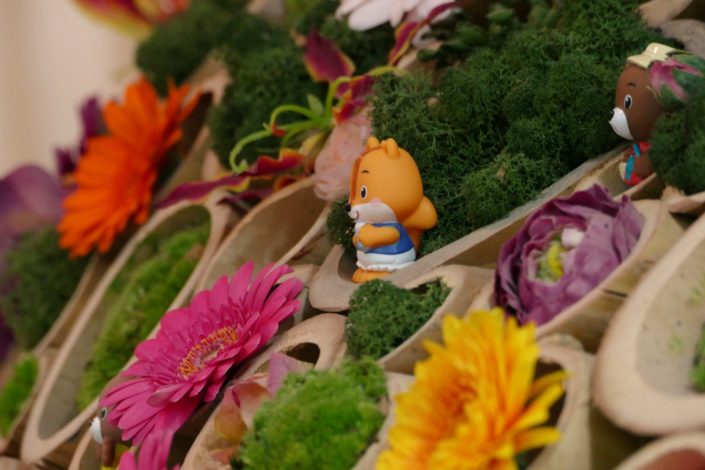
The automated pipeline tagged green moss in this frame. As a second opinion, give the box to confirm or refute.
[463,151,564,227]
[318,17,395,74]
[346,280,450,360]
[692,323,705,392]
[650,86,705,195]
[326,199,355,256]
[208,13,324,164]
[75,221,210,409]
[559,0,676,66]
[137,0,246,94]
[237,359,386,470]
[0,355,38,435]
[0,228,88,349]
[356,2,668,254]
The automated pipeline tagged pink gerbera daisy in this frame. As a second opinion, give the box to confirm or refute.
[118,432,178,470]
[101,262,303,444]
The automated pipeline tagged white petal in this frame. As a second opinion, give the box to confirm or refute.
[337,0,372,17]
[561,227,585,249]
[390,1,407,27]
[348,0,395,30]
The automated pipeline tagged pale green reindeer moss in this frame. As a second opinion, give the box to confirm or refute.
[346,280,449,360]
[0,228,88,349]
[236,359,386,470]
[691,324,705,391]
[0,355,38,435]
[75,221,210,409]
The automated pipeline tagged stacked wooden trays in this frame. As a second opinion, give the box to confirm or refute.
[20,193,231,468]
[594,210,705,435]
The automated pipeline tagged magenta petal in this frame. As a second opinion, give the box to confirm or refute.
[304,30,356,83]
[153,397,201,434]
[229,262,255,303]
[154,174,247,209]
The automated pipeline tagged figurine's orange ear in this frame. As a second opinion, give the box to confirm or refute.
[381,139,400,159]
[365,136,380,151]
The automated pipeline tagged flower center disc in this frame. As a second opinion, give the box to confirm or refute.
[178,326,238,379]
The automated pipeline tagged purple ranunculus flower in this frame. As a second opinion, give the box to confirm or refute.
[494,185,644,326]
[0,165,63,361]
[55,96,103,179]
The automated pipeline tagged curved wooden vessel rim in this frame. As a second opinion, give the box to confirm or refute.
[378,265,490,368]
[0,352,53,454]
[21,191,232,464]
[615,431,705,470]
[594,208,705,435]
[195,177,330,293]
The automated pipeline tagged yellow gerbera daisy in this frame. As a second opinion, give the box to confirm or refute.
[377,308,566,470]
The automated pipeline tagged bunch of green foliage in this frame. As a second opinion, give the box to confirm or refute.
[75,221,210,409]
[137,0,246,95]
[208,12,324,164]
[650,85,705,195]
[691,323,705,392]
[326,199,355,254]
[0,228,88,349]
[0,355,38,435]
[236,359,386,470]
[325,0,668,255]
[346,280,449,360]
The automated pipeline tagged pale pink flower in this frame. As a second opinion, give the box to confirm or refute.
[101,263,303,444]
[314,110,372,202]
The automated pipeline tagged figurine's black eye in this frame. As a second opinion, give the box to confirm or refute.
[624,94,633,110]
[361,186,368,199]
[100,407,108,420]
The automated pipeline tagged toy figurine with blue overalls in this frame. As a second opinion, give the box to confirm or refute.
[347,137,437,284]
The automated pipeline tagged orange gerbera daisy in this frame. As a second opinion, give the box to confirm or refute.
[377,308,566,470]
[58,78,199,257]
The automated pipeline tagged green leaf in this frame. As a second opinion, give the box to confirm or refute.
[306,94,325,115]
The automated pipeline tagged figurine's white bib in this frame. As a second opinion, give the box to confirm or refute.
[356,248,416,272]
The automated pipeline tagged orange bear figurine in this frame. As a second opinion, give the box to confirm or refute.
[347,137,437,284]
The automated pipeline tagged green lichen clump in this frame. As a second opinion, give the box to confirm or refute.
[137,0,246,94]
[210,3,396,166]
[326,199,355,255]
[691,323,705,392]
[346,280,450,360]
[208,13,324,164]
[0,355,38,435]
[75,221,210,409]
[650,86,705,195]
[332,0,667,255]
[236,359,386,470]
[0,228,88,349]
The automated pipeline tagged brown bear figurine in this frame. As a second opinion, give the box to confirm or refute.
[609,43,674,186]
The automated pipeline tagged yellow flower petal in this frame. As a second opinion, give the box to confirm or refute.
[377,309,564,468]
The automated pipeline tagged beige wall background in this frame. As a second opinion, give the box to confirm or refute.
[0,0,138,175]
